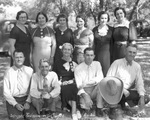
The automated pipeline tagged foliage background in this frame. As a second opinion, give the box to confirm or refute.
[1,0,150,23]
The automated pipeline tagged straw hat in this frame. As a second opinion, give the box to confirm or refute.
[99,76,124,105]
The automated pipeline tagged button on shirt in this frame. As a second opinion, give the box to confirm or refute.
[30,71,60,99]
[74,61,104,95]
[107,58,145,96]
[3,66,33,106]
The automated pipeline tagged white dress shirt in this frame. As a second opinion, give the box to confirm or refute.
[3,66,33,106]
[30,71,60,99]
[107,58,145,96]
[74,61,104,95]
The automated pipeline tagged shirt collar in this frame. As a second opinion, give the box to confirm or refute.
[124,58,133,66]
[13,65,24,71]
[39,72,50,80]
[83,61,93,67]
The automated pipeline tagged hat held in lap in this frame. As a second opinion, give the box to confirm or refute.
[99,76,124,105]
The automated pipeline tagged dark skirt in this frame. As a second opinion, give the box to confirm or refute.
[61,83,78,109]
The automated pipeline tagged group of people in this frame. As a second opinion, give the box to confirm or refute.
[3,6,149,120]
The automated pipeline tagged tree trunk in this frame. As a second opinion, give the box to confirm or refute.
[129,0,140,21]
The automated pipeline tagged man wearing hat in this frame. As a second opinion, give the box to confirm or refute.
[74,47,104,117]
[107,42,149,115]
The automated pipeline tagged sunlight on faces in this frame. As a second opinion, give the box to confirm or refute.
[18,13,27,24]
[99,14,109,25]
[62,44,73,57]
[76,17,85,29]
[84,50,95,65]
[13,52,25,68]
[38,14,47,26]
[125,46,137,62]
[39,59,50,77]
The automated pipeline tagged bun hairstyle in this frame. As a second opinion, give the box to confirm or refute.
[56,13,68,23]
[35,12,48,23]
[98,11,110,22]
[114,7,126,18]
[16,11,28,20]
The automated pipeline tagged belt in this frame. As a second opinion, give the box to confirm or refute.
[61,79,74,86]
[115,41,127,45]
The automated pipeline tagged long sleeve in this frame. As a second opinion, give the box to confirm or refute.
[135,66,145,96]
[106,60,118,77]
[3,71,17,106]
[49,73,60,98]
[90,62,104,84]
[30,74,41,98]
[74,68,86,95]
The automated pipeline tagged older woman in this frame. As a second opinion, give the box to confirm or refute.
[53,43,80,120]
[112,7,137,62]
[31,12,56,72]
[9,10,32,66]
[54,14,74,63]
[73,14,94,63]
[93,11,113,77]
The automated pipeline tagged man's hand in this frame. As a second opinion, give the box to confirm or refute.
[24,102,30,110]
[15,104,24,111]
[82,93,93,109]
[123,89,130,97]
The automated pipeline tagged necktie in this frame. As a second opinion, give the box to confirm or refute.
[17,69,24,92]
[43,77,48,89]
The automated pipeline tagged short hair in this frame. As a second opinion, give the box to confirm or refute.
[84,47,94,54]
[61,43,74,53]
[39,58,50,67]
[16,10,28,20]
[56,13,68,23]
[126,41,137,49]
[36,12,48,23]
[76,14,87,27]
[98,11,110,22]
[114,7,126,18]
[13,49,25,57]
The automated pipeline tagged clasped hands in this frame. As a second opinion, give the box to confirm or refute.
[15,102,30,111]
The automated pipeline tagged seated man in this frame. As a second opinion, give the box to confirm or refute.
[74,47,104,117]
[3,49,37,120]
[30,58,60,115]
[107,42,149,114]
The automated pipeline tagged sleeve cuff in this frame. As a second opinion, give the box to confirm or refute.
[77,89,86,96]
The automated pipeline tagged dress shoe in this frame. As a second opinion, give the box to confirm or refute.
[95,108,103,117]
[108,107,123,120]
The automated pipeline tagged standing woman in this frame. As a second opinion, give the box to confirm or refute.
[111,7,137,62]
[9,11,32,66]
[73,14,94,63]
[54,14,74,63]
[93,11,113,77]
[31,12,56,72]
[53,43,80,120]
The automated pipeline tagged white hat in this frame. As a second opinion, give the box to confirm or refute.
[99,76,124,105]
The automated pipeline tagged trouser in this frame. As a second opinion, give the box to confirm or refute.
[119,89,149,108]
[6,96,37,120]
[31,96,59,114]
[79,84,103,110]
